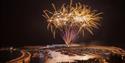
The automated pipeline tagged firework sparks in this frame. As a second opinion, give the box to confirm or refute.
[43,0,102,46]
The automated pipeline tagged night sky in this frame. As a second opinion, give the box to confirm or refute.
[1,0,125,48]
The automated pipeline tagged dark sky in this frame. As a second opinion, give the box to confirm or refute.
[1,0,125,48]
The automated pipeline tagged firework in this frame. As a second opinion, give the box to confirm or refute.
[43,0,102,46]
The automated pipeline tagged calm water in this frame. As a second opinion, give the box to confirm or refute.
[0,50,21,63]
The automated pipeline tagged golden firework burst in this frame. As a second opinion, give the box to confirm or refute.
[43,0,102,46]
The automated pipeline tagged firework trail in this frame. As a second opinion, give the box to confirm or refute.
[43,0,102,47]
